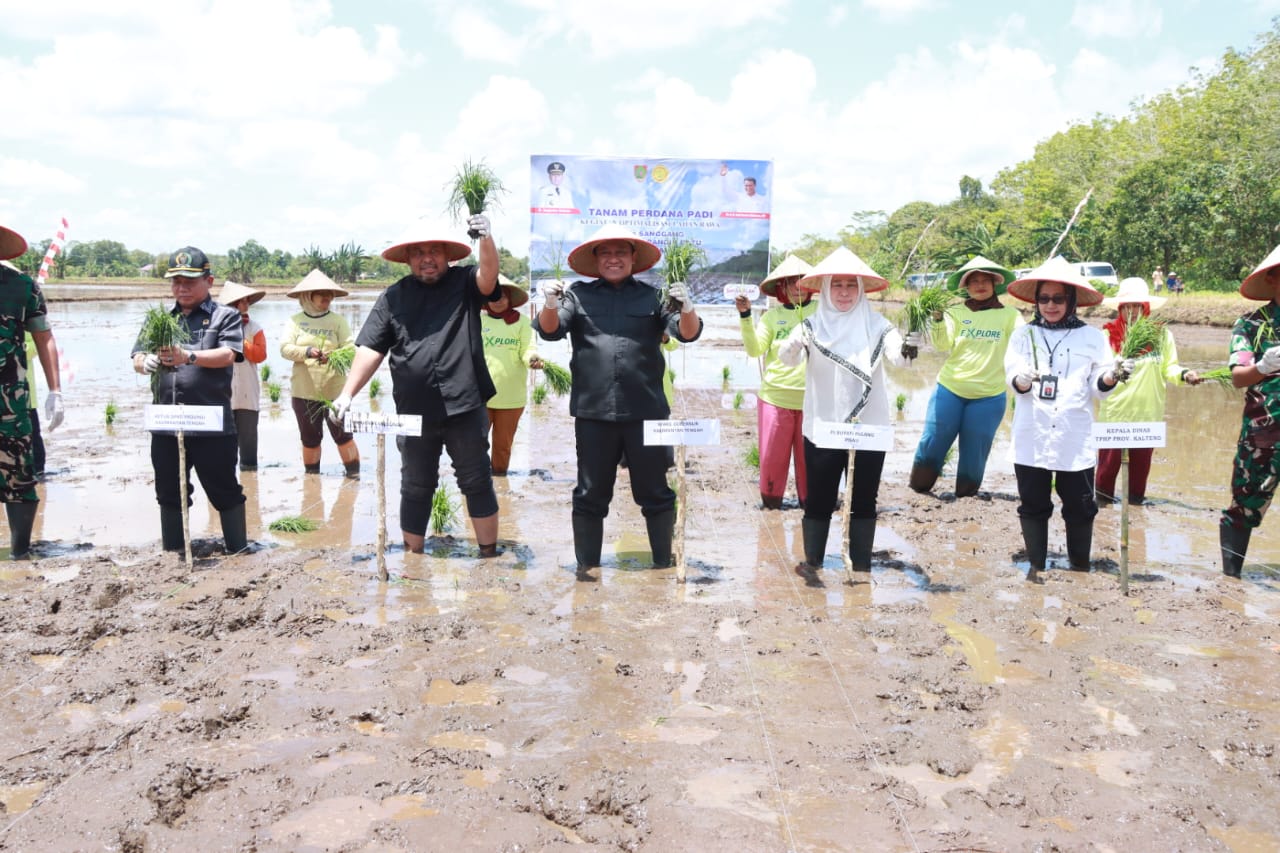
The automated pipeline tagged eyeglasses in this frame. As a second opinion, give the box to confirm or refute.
[1036,294,1068,305]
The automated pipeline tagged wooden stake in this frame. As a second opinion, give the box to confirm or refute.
[840,450,856,585]
[675,444,687,583]
[1119,448,1130,596]
[177,426,192,569]
[377,432,388,582]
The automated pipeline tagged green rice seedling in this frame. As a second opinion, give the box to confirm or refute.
[431,484,460,534]
[895,392,907,412]
[259,363,271,382]
[540,360,572,396]
[1119,315,1164,358]
[269,515,319,533]
[327,344,356,376]
[901,284,957,342]
[369,377,381,398]
[267,381,282,403]
[744,445,760,468]
[446,159,507,238]
[532,384,548,405]
[733,391,744,410]
[660,238,706,307]
[104,400,118,425]
[721,365,731,383]
[1201,366,1234,386]
[136,304,191,352]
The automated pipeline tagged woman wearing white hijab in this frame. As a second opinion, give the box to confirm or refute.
[778,247,920,578]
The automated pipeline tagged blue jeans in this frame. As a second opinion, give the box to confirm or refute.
[912,385,1006,494]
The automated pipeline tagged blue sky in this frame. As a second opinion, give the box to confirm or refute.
[1,0,1277,260]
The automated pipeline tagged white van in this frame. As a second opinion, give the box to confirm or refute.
[1078,262,1119,288]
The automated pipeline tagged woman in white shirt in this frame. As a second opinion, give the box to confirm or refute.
[779,247,919,580]
[1004,257,1131,582]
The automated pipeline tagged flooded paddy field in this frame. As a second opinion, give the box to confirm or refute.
[0,293,1277,851]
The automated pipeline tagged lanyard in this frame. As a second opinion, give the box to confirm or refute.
[1035,327,1075,375]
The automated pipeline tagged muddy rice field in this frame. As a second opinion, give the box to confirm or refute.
[0,292,1276,851]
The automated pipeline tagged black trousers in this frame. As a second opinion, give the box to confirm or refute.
[573,418,675,519]
[1013,463,1097,523]
[151,432,245,511]
[803,439,885,520]
[233,409,258,468]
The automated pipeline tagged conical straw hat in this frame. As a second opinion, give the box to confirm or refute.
[797,247,889,293]
[382,219,473,265]
[1240,244,1280,300]
[760,254,814,296]
[567,224,661,277]
[1007,256,1103,307]
[287,268,350,298]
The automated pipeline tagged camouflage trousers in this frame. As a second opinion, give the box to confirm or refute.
[1222,422,1280,531]
[0,380,36,503]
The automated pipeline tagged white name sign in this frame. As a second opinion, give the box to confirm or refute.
[814,420,894,451]
[346,411,424,436]
[722,283,760,300]
[644,418,721,446]
[145,404,224,432]
[1091,421,1166,448]
[721,392,758,409]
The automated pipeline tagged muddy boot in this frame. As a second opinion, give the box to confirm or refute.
[1019,517,1048,582]
[1065,522,1092,571]
[303,445,321,475]
[646,510,675,568]
[160,506,186,552]
[6,501,37,560]
[220,503,248,555]
[761,495,784,510]
[801,517,830,571]
[1220,524,1250,579]
[338,440,360,479]
[908,463,938,495]
[954,478,980,499]
[849,517,876,572]
[572,515,603,573]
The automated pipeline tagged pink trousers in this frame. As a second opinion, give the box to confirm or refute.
[758,400,806,503]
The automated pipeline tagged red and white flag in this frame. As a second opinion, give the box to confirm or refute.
[35,216,70,287]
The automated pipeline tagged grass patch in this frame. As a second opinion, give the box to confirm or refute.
[269,515,318,533]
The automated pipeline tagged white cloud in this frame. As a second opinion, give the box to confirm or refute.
[861,0,937,20]
[0,158,86,193]
[446,8,528,62]
[1070,0,1164,39]
[827,4,850,26]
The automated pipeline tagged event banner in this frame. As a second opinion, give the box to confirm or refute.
[529,154,773,303]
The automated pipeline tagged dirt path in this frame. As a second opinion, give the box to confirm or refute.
[0,387,1277,852]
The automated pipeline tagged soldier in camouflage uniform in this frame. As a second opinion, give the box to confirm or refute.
[0,224,65,559]
[1221,244,1280,578]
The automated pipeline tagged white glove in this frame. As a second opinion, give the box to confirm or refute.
[778,328,807,364]
[541,281,564,310]
[328,393,352,427]
[1013,371,1037,391]
[902,331,924,348]
[1258,346,1280,376]
[141,354,161,375]
[1111,357,1136,383]
[43,390,64,431]
[667,281,695,314]
[466,213,491,238]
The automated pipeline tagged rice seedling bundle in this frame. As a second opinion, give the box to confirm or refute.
[1201,366,1234,386]
[137,305,191,352]
[327,344,356,376]
[531,384,548,405]
[660,238,706,309]
[540,360,572,396]
[269,515,319,533]
[431,485,460,534]
[260,363,271,381]
[1119,315,1165,359]
[447,159,507,238]
[901,285,957,342]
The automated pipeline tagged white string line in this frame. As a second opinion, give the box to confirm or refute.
[744,449,921,853]
[1,475,359,838]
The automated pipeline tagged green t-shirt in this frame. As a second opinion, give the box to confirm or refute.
[933,304,1022,399]
[739,302,815,410]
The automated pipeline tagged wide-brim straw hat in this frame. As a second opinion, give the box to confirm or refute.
[1007,256,1103,307]
[946,255,1015,295]
[0,225,28,261]
[495,273,529,309]
[1103,276,1166,310]
[218,281,267,307]
[760,253,814,297]
[381,221,473,265]
[287,268,350,298]
[797,246,889,293]
[567,224,661,277]
[1240,244,1280,300]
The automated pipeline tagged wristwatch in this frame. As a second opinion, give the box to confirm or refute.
[187,350,197,365]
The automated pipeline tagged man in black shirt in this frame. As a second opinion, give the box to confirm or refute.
[332,214,503,556]
[131,246,246,554]
[535,224,702,575]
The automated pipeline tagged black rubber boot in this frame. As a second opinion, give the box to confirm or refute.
[954,478,980,499]
[344,461,360,479]
[1220,524,1250,579]
[646,510,675,568]
[1065,522,1093,571]
[220,503,248,555]
[801,517,830,570]
[908,463,938,494]
[1019,517,1048,582]
[6,501,37,560]
[572,515,603,572]
[304,464,321,475]
[160,506,186,552]
[849,517,876,572]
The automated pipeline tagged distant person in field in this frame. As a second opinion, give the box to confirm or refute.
[218,281,268,472]
[1219,245,1280,578]
[1152,266,1165,293]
